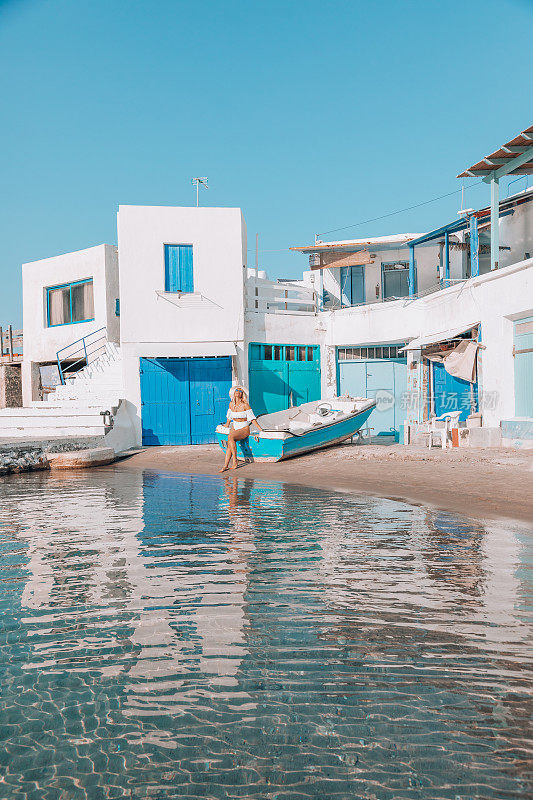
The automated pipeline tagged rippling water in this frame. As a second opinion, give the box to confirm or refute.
[0,469,532,799]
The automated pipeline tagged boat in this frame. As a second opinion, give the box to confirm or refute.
[215,396,376,462]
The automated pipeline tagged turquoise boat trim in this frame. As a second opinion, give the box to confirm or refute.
[216,403,376,462]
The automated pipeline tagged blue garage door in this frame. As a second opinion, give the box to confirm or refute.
[432,361,477,422]
[248,343,321,416]
[337,344,407,438]
[514,316,533,417]
[140,357,232,445]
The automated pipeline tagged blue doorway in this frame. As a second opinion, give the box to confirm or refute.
[337,344,407,439]
[140,357,232,445]
[514,316,533,417]
[432,361,476,422]
[248,343,321,416]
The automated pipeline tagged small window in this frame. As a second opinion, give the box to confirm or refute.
[264,345,273,360]
[286,346,295,361]
[47,279,94,327]
[307,346,314,361]
[375,347,382,359]
[360,348,367,359]
[367,347,375,359]
[274,346,282,360]
[298,346,307,361]
[164,244,194,293]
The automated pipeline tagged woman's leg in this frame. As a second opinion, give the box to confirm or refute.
[219,440,233,472]
[228,427,250,468]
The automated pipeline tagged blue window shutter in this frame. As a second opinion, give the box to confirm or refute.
[165,245,193,292]
[179,245,194,292]
[340,267,352,306]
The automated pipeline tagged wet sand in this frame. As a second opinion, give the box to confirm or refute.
[116,443,533,526]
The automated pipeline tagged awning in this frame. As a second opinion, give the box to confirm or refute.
[401,323,479,351]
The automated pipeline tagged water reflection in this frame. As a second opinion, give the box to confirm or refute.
[0,469,531,799]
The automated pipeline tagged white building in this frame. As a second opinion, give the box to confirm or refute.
[4,126,533,452]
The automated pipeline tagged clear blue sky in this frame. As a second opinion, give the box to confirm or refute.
[1,0,532,328]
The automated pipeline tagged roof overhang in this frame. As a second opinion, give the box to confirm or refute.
[458,125,533,181]
[401,323,479,351]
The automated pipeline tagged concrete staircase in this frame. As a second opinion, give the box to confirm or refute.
[0,342,127,441]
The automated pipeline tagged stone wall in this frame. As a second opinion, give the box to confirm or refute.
[0,364,22,408]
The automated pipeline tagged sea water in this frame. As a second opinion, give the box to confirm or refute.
[0,469,531,799]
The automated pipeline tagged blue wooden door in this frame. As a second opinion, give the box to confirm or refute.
[432,361,475,421]
[189,357,232,444]
[337,353,408,438]
[248,344,321,416]
[140,357,232,445]
[366,361,396,435]
[514,317,533,417]
[337,361,366,398]
[140,358,191,445]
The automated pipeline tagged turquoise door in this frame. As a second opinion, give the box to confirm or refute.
[432,362,476,422]
[337,348,407,438]
[249,344,321,416]
[140,357,232,445]
[514,316,533,416]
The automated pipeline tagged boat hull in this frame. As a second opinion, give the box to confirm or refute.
[215,403,375,462]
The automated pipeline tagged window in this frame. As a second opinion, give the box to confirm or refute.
[286,346,295,361]
[382,262,410,300]
[164,244,194,293]
[337,344,406,361]
[47,279,94,327]
[340,265,365,307]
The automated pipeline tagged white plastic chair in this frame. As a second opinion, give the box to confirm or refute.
[423,411,461,449]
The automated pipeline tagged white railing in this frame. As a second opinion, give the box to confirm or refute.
[246,276,318,315]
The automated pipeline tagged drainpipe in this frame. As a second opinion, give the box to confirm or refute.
[469,214,479,277]
[490,177,499,270]
[408,245,416,297]
[444,230,450,287]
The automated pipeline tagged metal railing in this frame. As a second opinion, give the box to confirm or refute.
[56,327,107,385]
[246,276,318,314]
[0,325,23,363]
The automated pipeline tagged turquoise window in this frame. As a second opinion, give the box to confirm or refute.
[164,244,194,293]
[46,279,94,327]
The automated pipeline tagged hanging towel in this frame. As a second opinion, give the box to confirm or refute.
[442,340,478,383]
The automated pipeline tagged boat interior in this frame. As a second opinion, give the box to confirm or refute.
[257,397,375,435]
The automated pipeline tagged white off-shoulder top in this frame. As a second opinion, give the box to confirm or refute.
[226,408,256,422]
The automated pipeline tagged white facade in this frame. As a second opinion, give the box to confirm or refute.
[21,244,119,405]
[117,205,248,443]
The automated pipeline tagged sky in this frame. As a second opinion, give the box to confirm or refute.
[1,0,532,328]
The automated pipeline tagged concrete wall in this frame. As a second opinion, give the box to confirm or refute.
[117,205,248,444]
[21,244,119,404]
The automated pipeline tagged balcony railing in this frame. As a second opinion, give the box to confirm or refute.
[246,276,318,315]
[56,326,107,385]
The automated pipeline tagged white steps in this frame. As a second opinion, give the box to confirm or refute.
[0,342,126,440]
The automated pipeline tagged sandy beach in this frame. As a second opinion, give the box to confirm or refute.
[116,442,533,526]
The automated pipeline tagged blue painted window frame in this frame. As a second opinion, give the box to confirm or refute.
[339,266,365,307]
[46,278,95,328]
[164,244,194,293]
[381,261,412,300]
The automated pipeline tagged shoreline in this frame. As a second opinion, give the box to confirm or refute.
[114,442,533,527]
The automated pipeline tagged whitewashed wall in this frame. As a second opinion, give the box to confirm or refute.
[320,258,533,426]
[117,205,247,443]
[21,244,119,404]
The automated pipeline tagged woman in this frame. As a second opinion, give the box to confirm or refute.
[219,386,263,472]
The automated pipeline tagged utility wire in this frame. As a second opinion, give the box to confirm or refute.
[247,179,484,253]
[316,181,483,238]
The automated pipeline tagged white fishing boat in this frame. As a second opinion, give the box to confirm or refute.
[216,396,376,462]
